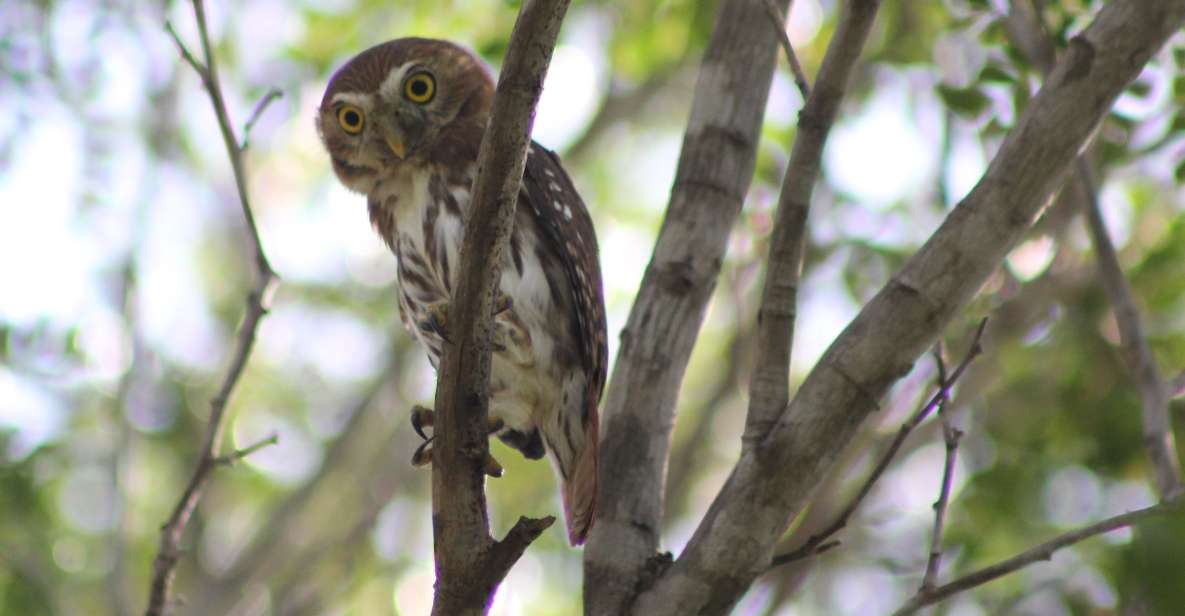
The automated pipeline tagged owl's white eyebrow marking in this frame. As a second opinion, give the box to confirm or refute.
[331,92,372,107]
[379,64,413,101]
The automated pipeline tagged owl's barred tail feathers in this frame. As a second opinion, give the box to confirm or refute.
[561,415,599,545]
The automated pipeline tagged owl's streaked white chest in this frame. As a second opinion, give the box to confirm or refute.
[368,164,563,433]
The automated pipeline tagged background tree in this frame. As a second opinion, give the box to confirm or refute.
[2,0,1185,615]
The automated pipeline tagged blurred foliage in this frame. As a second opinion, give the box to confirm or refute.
[2,0,1185,615]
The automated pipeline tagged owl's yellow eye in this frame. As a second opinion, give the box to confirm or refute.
[404,73,436,104]
[337,105,364,134]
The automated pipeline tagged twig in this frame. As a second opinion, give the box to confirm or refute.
[762,0,811,98]
[428,1,569,614]
[770,318,986,568]
[148,2,279,614]
[743,0,875,444]
[213,433,278,466]
[920,346,964,591]
[892,498,1185,615]
[1077,159,1182,498]
[242,87,284,150]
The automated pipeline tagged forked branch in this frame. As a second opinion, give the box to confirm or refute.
[149,2,280,614]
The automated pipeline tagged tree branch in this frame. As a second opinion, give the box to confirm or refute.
[744,0,879,445]
[1006,0,1182,499]
[583,1,792,613]
[762,0,811,98]
[1078,160,1182,497]
[428,1,569,614]
[148,2,279,614]
[241,87,283,150]
[633,1,1185,613]
[892,498,1185,614]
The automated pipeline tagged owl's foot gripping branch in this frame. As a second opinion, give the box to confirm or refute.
[409,404,505,477]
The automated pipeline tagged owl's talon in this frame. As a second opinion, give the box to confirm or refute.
[483,452,504,478]
[411,405,435,441]
[417,303,451,343]
[492,294,513,316]
[412,437,434,467]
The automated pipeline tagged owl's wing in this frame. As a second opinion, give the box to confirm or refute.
[521,142,606,544]
[521,142,608,409]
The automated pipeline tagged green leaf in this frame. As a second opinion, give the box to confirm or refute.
[1174,76,1185,103]
[937,84,990,117]
[979,64,1016,84]
[1011,81,1030,117]
[1127,80,1152,98]
[1169,111,1185,134]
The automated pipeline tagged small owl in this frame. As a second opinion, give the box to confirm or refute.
[316,38,607,544]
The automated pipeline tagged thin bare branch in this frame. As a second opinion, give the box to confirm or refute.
[892,499,1185,615]
[770,319,986,568]
[744,0,879,446]
[762,0,811,98]
[163,22,205,83]
[213,433,278,466]
[1077,159,1182,497]
[147,2,279,614]
[428,1,569,614]
[920,349,964,591]
[242,87,284,149]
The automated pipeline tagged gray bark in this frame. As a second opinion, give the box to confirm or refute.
[582,0,789,614]
[628,0,1185,613]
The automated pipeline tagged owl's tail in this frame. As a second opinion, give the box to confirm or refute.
[561,411,599,545]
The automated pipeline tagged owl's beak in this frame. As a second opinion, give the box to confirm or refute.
[383,131,407,159]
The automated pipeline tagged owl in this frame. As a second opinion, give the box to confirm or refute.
[316,38,607,545]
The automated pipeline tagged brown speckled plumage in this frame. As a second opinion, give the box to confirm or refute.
[316,38,606,544]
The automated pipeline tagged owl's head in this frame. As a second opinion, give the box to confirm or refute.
[317,38,494,193]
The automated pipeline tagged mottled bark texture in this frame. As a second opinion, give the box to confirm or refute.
[582,0,790,614]
[429,0,569,614]
[625,1,1185,614]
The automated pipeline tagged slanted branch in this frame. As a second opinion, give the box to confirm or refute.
[427,1,570,614]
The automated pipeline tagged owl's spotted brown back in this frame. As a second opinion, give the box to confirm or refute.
[316,38,607,545]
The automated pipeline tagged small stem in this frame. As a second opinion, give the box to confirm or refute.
[920,393,963,591]
[762,0,811,98]
[241,88,284,150]
[214,433,279,466]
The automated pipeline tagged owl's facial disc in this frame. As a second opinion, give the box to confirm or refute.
[372,64,439,159]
